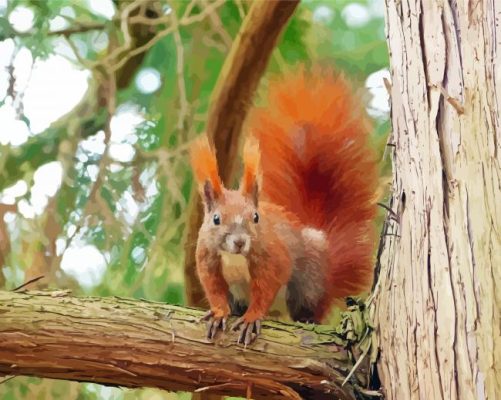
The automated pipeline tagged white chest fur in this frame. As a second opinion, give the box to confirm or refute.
[220,251,251,284]
[220,251,251,301]
[219,251,289,319]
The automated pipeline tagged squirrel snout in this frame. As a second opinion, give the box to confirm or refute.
[224,234,249,254]
[233,238,246,250]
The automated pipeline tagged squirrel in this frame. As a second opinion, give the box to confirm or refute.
[190,66,379,345]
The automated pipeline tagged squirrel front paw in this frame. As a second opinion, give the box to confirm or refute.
[200,310,228,340]
[231,316,262,346]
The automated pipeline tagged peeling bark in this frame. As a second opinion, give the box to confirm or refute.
[0,290,363,399]
[374,0,501,399]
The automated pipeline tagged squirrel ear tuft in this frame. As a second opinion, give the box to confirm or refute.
[240,136,261,206]
[189,136,223,210]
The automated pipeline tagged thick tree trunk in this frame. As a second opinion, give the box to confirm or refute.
[183,0,300,307]
[0,290,366,399]
[374,1,500,399]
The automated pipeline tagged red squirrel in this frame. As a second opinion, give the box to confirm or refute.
[190,66,378,345]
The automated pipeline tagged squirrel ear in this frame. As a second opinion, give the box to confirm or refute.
[250,180,259,207]
[189,135,223,212]
[240,136,261,207]
[202,180,217,212]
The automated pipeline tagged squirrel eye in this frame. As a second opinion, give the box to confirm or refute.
[253,212,259,223]
[213,214,221,225]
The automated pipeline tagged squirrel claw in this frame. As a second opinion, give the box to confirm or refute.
[232,317,262,346]
[199,310,213,323]
[201,311,227,340]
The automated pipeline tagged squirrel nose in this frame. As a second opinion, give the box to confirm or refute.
[234,238,245,250]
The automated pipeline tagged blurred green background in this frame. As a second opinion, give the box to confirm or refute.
[0,0,389,398]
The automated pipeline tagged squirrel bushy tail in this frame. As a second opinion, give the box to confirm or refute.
[247,66,379,319]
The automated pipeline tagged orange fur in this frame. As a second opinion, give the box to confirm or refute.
[248,66,378,319]
[189,136,222,196]
[196,247,230,318]
[240,136,261,197]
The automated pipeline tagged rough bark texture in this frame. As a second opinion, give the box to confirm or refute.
[373,1,500,399]
[0,290,364,399]
[183,0,300,307]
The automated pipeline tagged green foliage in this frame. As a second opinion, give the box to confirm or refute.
[0,0,389,399]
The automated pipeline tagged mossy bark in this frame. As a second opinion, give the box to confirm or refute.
[0,290,366,399]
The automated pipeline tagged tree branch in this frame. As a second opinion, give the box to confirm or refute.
[0,290,362,399]
[49,23,107,36]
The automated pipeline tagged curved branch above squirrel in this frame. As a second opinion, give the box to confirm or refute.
[190,66,379,345]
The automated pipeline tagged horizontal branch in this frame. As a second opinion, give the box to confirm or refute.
[0,291,363,399]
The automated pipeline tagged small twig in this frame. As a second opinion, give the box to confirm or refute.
[10,13,170,39]
[171,12,189,134]
[0,376,16,384]
[6,49,17,100]
[181,0,227,25]
[64,36,98,69]
[432,84,465,114]
[202,34,227,53]
[383,232,401,238]
[383,77,392,97]
[110,24,176,73]
[381,140,392,163]
[152,148,189,209]
[235,0,247,19]
[13,275,45,292]
[49,23,106,36]
[129,14,171,26]
[354,384,384,397]
[201,0,233,50]
[195,382,244,393]
[377,202,398,220]
[104,0,144,66]
[181,0,198,21]
[342,344,369,387]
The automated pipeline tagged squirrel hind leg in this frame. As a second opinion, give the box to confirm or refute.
[285,278,321,324]
[228,292,248,316]
[287,227,328,324]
